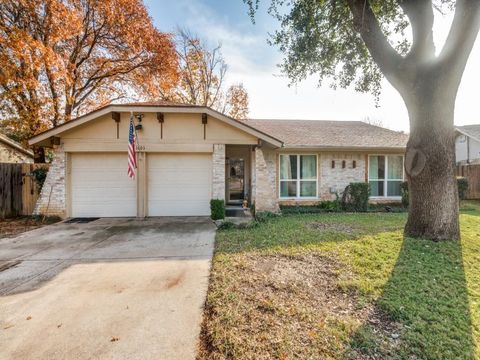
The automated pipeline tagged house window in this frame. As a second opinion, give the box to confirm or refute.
[280,155,317,198]
[368,155,404,197]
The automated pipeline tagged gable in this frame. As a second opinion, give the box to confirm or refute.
[48,111,260,152]
[29,105,282,148]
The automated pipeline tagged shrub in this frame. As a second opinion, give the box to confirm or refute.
[280,199,341,215]
[400,181,409,208]
[457,177,469,200]
[341,182,370,212]
[217,221,235,230]
[210,199,225,220]
[255,211,279,222]
[32,167,49,192]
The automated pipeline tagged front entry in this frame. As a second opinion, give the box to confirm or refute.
[227,158,245,203]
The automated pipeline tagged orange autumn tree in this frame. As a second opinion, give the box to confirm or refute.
[0,0,178,141]
[222,83,249,119]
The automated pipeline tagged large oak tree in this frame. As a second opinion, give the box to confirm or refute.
[245,0,480,240]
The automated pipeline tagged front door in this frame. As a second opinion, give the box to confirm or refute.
[227,158,245,203]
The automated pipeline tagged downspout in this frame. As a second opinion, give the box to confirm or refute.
[467,136,470,164]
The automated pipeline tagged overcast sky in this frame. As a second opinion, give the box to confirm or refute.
[144,0,480,132]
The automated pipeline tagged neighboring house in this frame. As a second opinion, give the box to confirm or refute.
[0,133,34,163]
[28,101,408,218]
[455,125,480,164]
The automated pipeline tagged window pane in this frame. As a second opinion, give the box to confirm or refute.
[387,181,402,197]
[369,180,384,196]
[280,155,297,180]
[369,156,385,180]
[280,181,297,197]
[300,155,317,179]
[300,181,316,197]
[388,156,403,180]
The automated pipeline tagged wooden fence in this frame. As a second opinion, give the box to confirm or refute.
[456,164,480,200]
[0,163,49,218]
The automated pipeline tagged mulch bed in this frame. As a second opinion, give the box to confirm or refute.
[0,217,60,239]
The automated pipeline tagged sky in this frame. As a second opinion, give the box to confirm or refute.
[144,0,480,132]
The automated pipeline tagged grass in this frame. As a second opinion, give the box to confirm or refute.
[198,201,480,359]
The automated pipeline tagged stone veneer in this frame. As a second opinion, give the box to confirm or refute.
[212,144,225,200]
[254,147,279,212]
[33,146,66,217]
[319,153,366,200]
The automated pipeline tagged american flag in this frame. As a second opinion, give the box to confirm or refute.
[128,113,137,178]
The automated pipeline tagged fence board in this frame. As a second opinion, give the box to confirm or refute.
[0,163,22,218]
[456,164,480,199]
[1,163,49,218]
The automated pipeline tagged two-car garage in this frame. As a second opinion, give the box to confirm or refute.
[70,153,212,217]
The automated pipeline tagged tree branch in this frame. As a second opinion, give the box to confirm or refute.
[439,0,480,89]
[347,0,408,92]
[398,0,435,62]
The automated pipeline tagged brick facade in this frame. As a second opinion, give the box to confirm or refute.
[212,144,225,200]
[254,147,279,212]
[33,146,66,217]
[319,153,366,200]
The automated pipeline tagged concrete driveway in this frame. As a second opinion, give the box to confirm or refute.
[0,217,215,360]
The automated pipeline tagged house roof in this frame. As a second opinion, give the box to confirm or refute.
[242,119,409,150]
[0,133,34,157]
[28,102,284,148]
[456,124,480,142]
[28,100,409,151]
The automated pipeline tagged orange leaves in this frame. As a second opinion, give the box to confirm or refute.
[0,0,178,140]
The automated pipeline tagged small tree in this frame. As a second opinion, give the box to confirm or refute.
[163,29,250,119]
[244,0,480,240]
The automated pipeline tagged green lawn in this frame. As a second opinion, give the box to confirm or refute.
[198,201,480,359]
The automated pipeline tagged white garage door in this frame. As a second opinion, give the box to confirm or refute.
[148,153,212,216]
[71,153,137,217]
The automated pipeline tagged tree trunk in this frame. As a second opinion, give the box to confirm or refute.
[403,77,460,241]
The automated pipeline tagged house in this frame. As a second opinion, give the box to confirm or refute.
[28,101,408,218]
[0,133,34,163]
[455,125,480,164]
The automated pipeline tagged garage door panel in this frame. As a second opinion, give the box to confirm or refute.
[148,154,212,216]
[148,200,209,216]
[149,172,211,185]
[71,153,137,217]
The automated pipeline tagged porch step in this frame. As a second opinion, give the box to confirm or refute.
[225,208,249,217]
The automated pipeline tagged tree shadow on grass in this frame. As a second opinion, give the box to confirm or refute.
[345,236,475,359]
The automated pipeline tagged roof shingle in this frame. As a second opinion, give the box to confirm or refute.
[243,119,408,149]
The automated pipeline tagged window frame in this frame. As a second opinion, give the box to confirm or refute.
[368,154,405,199]
[279,154,318,199]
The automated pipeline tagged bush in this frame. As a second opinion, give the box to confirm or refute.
[280,199,341,215]
[255,211,279,222]
[457,177,469,200]
[210,199,225,220]
[32,167,49,192]
[400,181,409,208]
[341,182,370,212]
